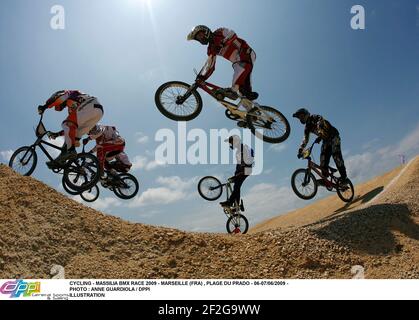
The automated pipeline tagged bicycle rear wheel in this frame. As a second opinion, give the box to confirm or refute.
[155,81,203,121]
[337,179,355,203]
[113,173,140,200]
[9,147,38,176]
[247,106,290,144]
[198,176,223,201]
[226,214,249,234]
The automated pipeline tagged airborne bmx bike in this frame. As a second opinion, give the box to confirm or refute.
[198,176,249,234]
[9,114,100,192]
[155,69,290,144]
[291,142,355,203]
[71,165,140,203]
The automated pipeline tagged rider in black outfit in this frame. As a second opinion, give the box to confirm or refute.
[220,135,254,207]
[293,108,349,185]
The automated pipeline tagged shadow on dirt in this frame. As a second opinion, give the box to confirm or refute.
[334,186,384,214]
[314,203,419,255]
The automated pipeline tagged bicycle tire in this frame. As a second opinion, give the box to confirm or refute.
[155,81,203,121]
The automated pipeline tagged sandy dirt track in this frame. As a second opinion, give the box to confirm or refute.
[0,157,417,279]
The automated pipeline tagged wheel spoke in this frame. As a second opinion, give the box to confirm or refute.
[158,83,199,118]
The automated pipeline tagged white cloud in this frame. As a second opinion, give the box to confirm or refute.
[394,122,419,155]
[73,196,122,211]
[269,143,287,153]
[0,150,13,162]
[346,122,419,183]
[45,137,65,157]
[135,132,150,145]
[362,138,380,150]
[131,156,148,171]
[243,183,302,223]
[145,159,168,171]
[128,187,186,208]
[131,155,167,171]
[156,176,197,190]
[129,175,199,208]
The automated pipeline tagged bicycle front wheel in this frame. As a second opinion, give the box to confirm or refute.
[291,168,318,200]
[198,176,223,201]
[155,81,203,121]
[62,177,82,196]
[63,153,100,192]
[80,185,100,203]
[9,146,38,176]
[226,214,249,234]
[247,106,290,144]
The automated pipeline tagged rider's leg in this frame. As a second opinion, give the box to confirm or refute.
[228,175,248,206]
[233,63,255,108]
[331,135,348,182]
[75,101,104,140]
[96,145,106,177]
[115,152,132,173]
[233,51,258,102]
[320,141,332,179]
[104,144,125,175]
[49,116,78,165]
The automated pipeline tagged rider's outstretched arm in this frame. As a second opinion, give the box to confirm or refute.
[201,54,217,80]
[299,127,311,152]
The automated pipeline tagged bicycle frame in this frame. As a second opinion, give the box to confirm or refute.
[19,117,65,167]
[182,77,273,124]
[210,179,243,217]
[303,143,339,190]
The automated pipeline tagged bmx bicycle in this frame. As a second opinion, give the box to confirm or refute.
[291,142,355,203]
[9,114,100,192]
[155,69,290,144]
[198,176,249,234]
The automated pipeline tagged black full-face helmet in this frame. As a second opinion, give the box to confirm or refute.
[293,108,310,124]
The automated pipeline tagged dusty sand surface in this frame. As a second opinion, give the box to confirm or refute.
[0,157,417,279]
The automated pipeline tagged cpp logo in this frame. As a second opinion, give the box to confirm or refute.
[0,280,41,298]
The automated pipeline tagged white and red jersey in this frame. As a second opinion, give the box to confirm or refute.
[91,125,125,152]
[45,90,96,112]
[202,28,254,79]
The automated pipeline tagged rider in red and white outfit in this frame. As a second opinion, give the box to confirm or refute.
[38,90,104,166]
[187,25,258,103]
[83,125,132,177]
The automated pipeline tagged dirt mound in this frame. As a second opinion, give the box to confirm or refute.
[0,157,418,279]
[251,165,404,233]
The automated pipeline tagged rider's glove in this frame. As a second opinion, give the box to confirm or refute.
[48,132,59,140]
[82,138,90,146]
[38,105,47,115]
[315,137,322,144]
[298,148,304,159]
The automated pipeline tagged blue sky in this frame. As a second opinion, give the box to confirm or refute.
[1,0,418,232]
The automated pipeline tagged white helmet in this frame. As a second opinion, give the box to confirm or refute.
[88,125,104,140]
[187,25,211,45]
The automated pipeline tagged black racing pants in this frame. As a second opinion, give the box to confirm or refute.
[320,135,347,179]
[228,174,249,206]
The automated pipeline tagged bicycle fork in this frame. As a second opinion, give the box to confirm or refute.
[303,168,312,187]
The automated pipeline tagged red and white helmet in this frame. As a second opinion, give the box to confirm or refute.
[88,125,104,140]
